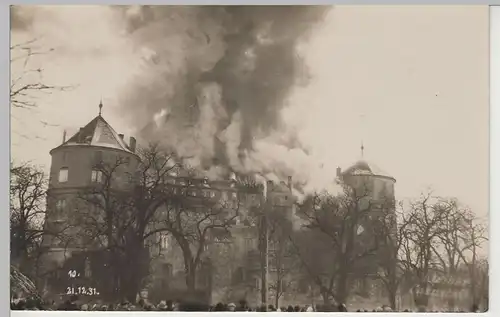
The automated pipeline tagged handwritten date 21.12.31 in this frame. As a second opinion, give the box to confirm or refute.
[66,287,99,296]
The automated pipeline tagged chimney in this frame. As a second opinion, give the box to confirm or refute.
[287,176,292,191]
[336,167,342,178]
[78,128,84,143]
[62,130,67,144]
[118,134,124,140]
[266,180,273,192]
[264,180,273,201]
[129,136,136,152]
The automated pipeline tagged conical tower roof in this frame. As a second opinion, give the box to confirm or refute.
[52,115,134,154]
[342,160,395,182]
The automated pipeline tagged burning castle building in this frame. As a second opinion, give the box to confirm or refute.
[38,103,396,307]
[38,105,296,304]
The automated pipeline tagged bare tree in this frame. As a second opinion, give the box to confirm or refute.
[156,183,239,294]
[397,192,456,309]
[10,162,47,269]
[291,184,386,305]
[10,38,71,110]
[10,162,75,293]
[289,227,337,307]
[424,199,485,310]
[75,143,177,301]
[76,143,242,299]
[452,212,488,309]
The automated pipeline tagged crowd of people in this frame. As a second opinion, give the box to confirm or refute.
[10,294,483,312]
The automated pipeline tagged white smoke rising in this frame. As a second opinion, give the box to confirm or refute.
[218,111,243,169]
[153,109,168,127]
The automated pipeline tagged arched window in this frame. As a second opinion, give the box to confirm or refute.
[58,168,68,183]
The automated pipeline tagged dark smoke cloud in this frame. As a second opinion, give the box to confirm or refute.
[117,5,331,180]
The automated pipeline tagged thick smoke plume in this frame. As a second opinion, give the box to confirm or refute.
[115,6,337,193]
[117,6,335,193]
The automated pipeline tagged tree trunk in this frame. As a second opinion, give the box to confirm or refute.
[182,249,197,293]
[335,272,348,304]
[124,270,141,302]
[186,265,197,293]
[122,239,149,302]
[322,292,330,305]
[388,288,397,310]
[274,278,282,308]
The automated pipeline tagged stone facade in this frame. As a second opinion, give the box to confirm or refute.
[39,112,298,305]
[146,178,296,306]
[39,113,140,299]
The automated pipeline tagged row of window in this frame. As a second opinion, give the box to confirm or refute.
[58,167,247,200]
[174,188,237,199]
[170,188,268,208]
[57,167,104,184]
[57,167,284,203]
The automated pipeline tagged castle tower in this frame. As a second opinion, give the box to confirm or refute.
[39,102,140,296]
[336,158,396,298]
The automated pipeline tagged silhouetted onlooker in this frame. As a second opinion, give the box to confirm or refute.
[337,303,347,312]
[165,300,173,311]
[237,299,248,311]
[213,302,226,311]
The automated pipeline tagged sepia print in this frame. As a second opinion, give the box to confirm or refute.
[10,5,489,312]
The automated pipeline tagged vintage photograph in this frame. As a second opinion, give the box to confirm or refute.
[10,5,489,312]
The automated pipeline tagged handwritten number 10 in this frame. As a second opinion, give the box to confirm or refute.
[68,270,77,278]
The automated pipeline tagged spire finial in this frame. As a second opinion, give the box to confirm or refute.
[98,98,103,116]
[361,141,365,158]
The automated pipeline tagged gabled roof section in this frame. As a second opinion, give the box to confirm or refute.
[57,115,133,153]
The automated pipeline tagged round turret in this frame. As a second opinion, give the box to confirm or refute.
[40,113,141,294]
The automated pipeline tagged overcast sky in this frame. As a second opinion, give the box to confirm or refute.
[11,5,489,221]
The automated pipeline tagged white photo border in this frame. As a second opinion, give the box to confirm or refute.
[3,3,499,317]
